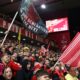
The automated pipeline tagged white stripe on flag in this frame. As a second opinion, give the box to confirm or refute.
[59,33,80,60]
[66,49,80,65]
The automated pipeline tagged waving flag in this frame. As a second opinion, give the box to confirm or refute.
[59,32,80,67]
[19,0,48,38]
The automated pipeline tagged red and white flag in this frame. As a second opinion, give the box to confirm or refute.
[59,32,80,67]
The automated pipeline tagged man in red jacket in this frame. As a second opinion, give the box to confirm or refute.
[1,54,22,76]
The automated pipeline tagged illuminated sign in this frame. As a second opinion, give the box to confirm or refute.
[46,17,68,33]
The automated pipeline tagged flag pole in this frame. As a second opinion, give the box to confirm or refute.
[50,59,60,71]
[47,41,50,49]
[1,11,18,47]
[18,28,21,49]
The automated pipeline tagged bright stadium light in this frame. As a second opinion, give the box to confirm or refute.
[41,4,46,9]
[11,0,13,2]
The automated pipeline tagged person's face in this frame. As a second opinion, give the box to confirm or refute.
[32,48,35,51]
[9,47,13,52]
[27,63,31,70]
[70,67,76,76]
[38,75,51,80]
[18,51,23,56]
[32,54,35,57]
[45,60,49,66]
[2,55,10,63]
[24,52,29,56]
[35,54,39,57]
[3,67,12,80]
[12,53,17,61]
[55,66,60,71]
[4,45,8,48]
[1,48,5,52]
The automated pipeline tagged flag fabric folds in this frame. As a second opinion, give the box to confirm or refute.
[59,32,80,67]
[19,0,48,38]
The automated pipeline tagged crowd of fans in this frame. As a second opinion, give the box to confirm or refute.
[0,39,80,80]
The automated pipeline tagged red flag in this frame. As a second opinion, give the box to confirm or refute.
[59,32,80,67]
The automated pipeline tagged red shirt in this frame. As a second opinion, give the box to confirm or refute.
[8,60,21,76]
[31,75,37,80]
[44,65,51,74]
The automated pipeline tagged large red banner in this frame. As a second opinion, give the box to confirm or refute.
[48,31,70,51]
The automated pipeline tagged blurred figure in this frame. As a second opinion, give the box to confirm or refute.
[6,46,14,55]
[11,53,18,61]
[31,62,42,80]
[1,54,21,76]
[15,60,33,80]
[36,70,52,80]
[1,54,11,66]
[52,65,61,80]
[65,66,79,80]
